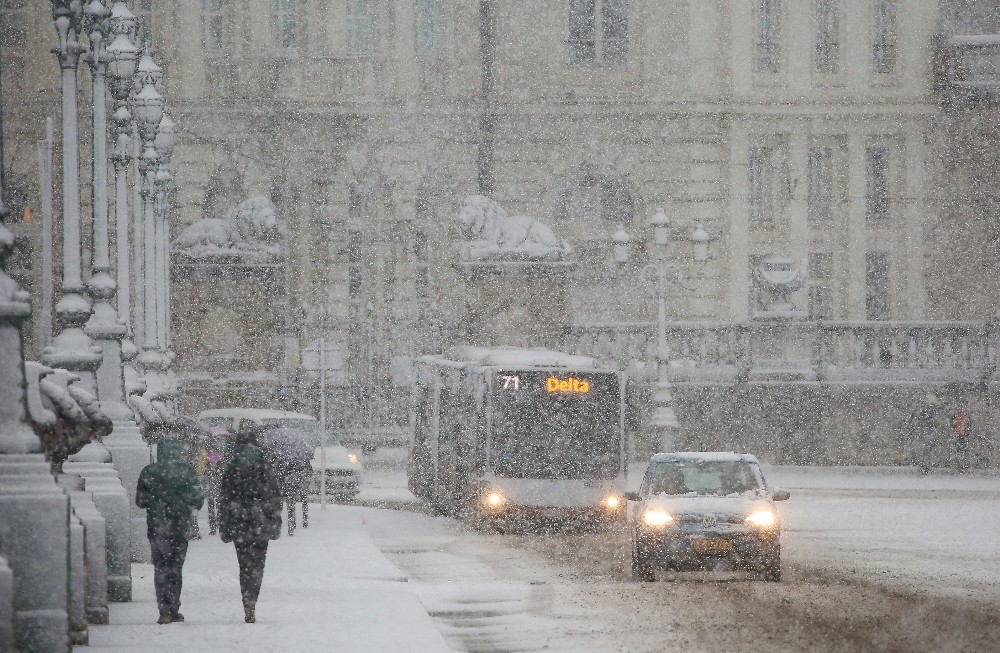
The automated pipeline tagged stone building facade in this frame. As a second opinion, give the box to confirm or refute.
[3,0,999,462]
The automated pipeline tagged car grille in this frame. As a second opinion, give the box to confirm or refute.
[673,512,743,525]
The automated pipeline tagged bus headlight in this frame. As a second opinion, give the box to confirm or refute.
[642,510,674,527]
[347,453,359,465]
[603,495,622,510]
[483,491,506,508]
[745,510,776,527]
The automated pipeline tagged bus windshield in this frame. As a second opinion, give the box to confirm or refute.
[258,418,336,446]
[489,371,621,480]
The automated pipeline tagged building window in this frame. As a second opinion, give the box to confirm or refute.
[559,170,634,225]
[414,0,434,55]
[807,146,833,223]
[201,0,224,51]
[815,0,840,74]
[272,0,297,50]
[348,230,364,297]
[0,0,29,46]
[754,0,780,73]
[348,0,373,53]
[568,0,627,67]
[865,251,889,320]
[873,0,897,74]
[808,252,832,319]
[748,146,774,229]
[865,146,890,222]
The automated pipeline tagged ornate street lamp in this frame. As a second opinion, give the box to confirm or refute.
[613,210,711,453]
[46,0,103,387]
[131,70,164,396]
[153,112,177,407]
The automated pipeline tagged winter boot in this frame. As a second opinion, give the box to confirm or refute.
[244,601,256,623]
[171,612,184,622]
[157,611,173,625]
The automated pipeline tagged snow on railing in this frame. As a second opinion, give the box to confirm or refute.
[569,320,998,384]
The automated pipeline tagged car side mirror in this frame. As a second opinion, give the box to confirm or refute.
[771,488,790,501]
[624,491,641,502]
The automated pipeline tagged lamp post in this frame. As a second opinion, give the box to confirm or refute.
[83,0,136,427]
[45,0,103,388]
[153,112,177,410]
[614,209,710,453]
[131,52,164,399]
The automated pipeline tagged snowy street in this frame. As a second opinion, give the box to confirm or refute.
[81,452,1000,652]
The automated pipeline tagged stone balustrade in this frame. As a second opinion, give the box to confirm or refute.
[569,320,998,387]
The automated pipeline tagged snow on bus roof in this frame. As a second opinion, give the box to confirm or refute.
[446,346,601,369]
[648,451,762,464]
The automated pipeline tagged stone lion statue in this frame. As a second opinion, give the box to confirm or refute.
[458,195,572,262]
[173,196,284,261]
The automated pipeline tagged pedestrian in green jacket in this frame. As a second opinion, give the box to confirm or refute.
[136,435,205,624]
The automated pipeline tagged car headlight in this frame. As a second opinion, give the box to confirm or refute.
[745,509,776,527]
[483,490,505,508]
[347,453,358,465]
[603,495,622,510]
[642,510,674,527]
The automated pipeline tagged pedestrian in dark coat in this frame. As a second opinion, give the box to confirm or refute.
[219,426,282,623]
[136,436,205,624]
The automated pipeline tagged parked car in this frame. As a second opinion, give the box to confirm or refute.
[625,452,789,582]
[196,408,363,502]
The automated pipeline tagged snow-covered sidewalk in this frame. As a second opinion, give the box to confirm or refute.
[85,506,452,652]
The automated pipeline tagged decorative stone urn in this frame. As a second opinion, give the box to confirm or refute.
[753,257,808,319]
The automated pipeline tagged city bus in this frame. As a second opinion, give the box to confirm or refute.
[408,346,629,526]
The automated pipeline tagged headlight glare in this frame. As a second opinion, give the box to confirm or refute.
[347,453,359,465]
[642,510,673,527]
[604,495,621,509]
[484,491,505,508]
[745,509,776,527]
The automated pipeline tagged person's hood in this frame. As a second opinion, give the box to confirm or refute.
[156,436,183,462]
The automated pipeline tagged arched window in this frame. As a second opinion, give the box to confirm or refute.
[559,169,634,226]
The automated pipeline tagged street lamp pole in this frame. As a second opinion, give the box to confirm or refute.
[614,209,710,454]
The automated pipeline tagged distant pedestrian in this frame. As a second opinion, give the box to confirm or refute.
[219,426,282,624]
[952,407,969,471]
[136,436,205,625]
[914,392,944,473]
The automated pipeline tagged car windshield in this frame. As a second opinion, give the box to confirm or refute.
[647,459,763,497]
[259,418,338,446]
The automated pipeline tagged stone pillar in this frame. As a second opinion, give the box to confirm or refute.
[0,19,72,643]
[67,512,88,645]
[58,475,109,624]
[63,461,136,596]
[459,263,574,349]
[0,556,12,652]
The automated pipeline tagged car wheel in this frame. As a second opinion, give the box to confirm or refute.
[631,547,655,582]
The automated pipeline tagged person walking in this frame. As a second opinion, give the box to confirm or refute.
[219,426,282,624]
[135,435,205,625]
[914,392,944,474]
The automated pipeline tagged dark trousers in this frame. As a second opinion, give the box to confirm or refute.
[286,496,308,534]
[149,524,189,616]
[234,541,269,605]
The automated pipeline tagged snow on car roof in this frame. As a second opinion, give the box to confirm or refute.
[443,346,601,369]
[649,451,761,464]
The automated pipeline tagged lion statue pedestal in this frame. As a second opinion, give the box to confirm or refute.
[455,196,575,350]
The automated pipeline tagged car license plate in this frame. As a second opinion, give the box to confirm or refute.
[690,538,732,552]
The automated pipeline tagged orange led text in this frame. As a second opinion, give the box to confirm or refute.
[546,376,590,394]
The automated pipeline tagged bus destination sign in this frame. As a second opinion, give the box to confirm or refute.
[499,373,591,395]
